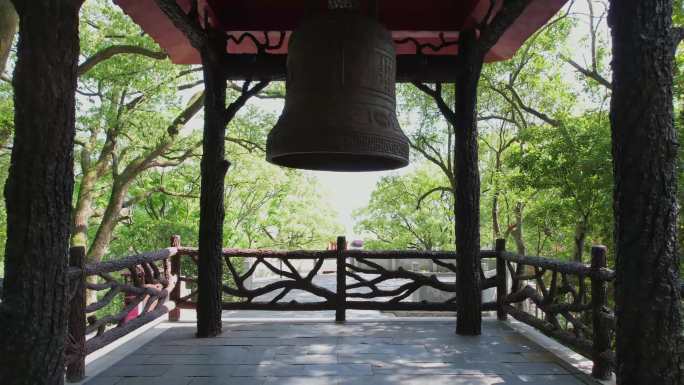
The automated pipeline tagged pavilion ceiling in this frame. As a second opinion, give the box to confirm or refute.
[114,0,567,81]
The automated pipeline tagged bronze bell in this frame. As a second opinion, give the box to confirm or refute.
[266,11,409,172]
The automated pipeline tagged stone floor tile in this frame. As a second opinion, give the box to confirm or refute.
[335,344,428,355]
[99,365,170,377]
[162,365,237,377]
[268,354,338,364]
[520,352,562,363]
[84,320,592,385]
[163,337,339,347]
[115,377,192,385]
[262,377,341,385]
[503,363,570,375]
[371,362,507,376]
[337,336,396,344]
[232,363,373,377]
[515,374,587,384]
[337,375,515,385]
[189,378,265,385]
[206,351,276,365]
[337,352,465,364]
[126,354,211,365]
[464,353,529,363]
[269,345,338,355]
[82,377,122,385]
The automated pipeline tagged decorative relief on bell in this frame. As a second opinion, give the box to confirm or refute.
[266,11,409,172]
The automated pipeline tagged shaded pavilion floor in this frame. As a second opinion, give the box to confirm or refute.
[84,319,597,385]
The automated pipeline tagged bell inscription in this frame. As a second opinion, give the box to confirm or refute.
[266,12,409,172]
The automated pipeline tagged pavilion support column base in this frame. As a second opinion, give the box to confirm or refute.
[454,29,484,336]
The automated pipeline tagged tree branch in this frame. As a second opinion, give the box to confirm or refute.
[560,55,612,89]
[224,80,271,124]
[412,82,458,124]
[226,137,266,153]
[478,114,517,125]
[409,140,454,186]
[168,90,205,136]
[78,45,168,76]
[416,186,453,209]
[506,85,561,127]
[228,81,283,99]
[673,27,684,45]
[479,0,534,51]
[153,0,207,49]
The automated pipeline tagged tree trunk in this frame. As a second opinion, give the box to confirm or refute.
[491,152,503,248]
[196,36,227,338]
[492,190,501,245]
[572,219,587,263]
[71,130,115,252]
[0,0,17,75]
[608,0,683,383]
[0,1,82,384]
[71,156,98,250]
[87,179,131,262]
[511,201,526,255]
[454,29,484,336]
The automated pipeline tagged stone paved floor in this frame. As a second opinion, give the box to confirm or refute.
[84,320,596,385]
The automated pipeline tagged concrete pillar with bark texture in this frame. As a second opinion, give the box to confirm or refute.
[608,0,684,383]
[0,1,84,384]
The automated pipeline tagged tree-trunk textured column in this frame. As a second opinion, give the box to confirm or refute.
[0,0,83,384]
[196,34,228,338]
[454,30,485,336]
[412,0,533,333]
[608,0,684,383]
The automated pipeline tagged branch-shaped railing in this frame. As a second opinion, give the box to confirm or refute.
[171,236,499,320]
[170,235,617,379]
[63,234,620,382]
[496,244,616,380]
[65,245,178,382]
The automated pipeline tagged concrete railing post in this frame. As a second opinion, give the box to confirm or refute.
[336,236,347,323]
[591,245,611,380]
[495,239,508,321]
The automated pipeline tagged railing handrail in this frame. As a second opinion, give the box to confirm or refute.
[66,235,631,383]
[177,246,336,259]
[174,246,503,260]
[67,247,179,279]
[65,245,178,383]
[499,251,616,281]
[72,245,618,282]
[68,236,684,383]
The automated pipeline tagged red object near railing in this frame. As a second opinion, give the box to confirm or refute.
[123,295,140,323]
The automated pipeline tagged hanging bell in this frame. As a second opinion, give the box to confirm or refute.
[266,11,409,172]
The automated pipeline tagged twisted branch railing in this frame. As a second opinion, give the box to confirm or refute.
[497,245,615,380]
[172,237,500,315]
[64,234,622,383]
[65,244,178,382]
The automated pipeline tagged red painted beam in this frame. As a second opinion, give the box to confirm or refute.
[114,0,567,66]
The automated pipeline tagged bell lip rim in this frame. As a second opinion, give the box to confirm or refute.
[266,150,410,172]
[266,150,409,161]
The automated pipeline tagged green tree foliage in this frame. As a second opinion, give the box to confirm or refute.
[354,163,454,251]
[506,114,613,261]
[0,0,341,279]
[358,1,618,263]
